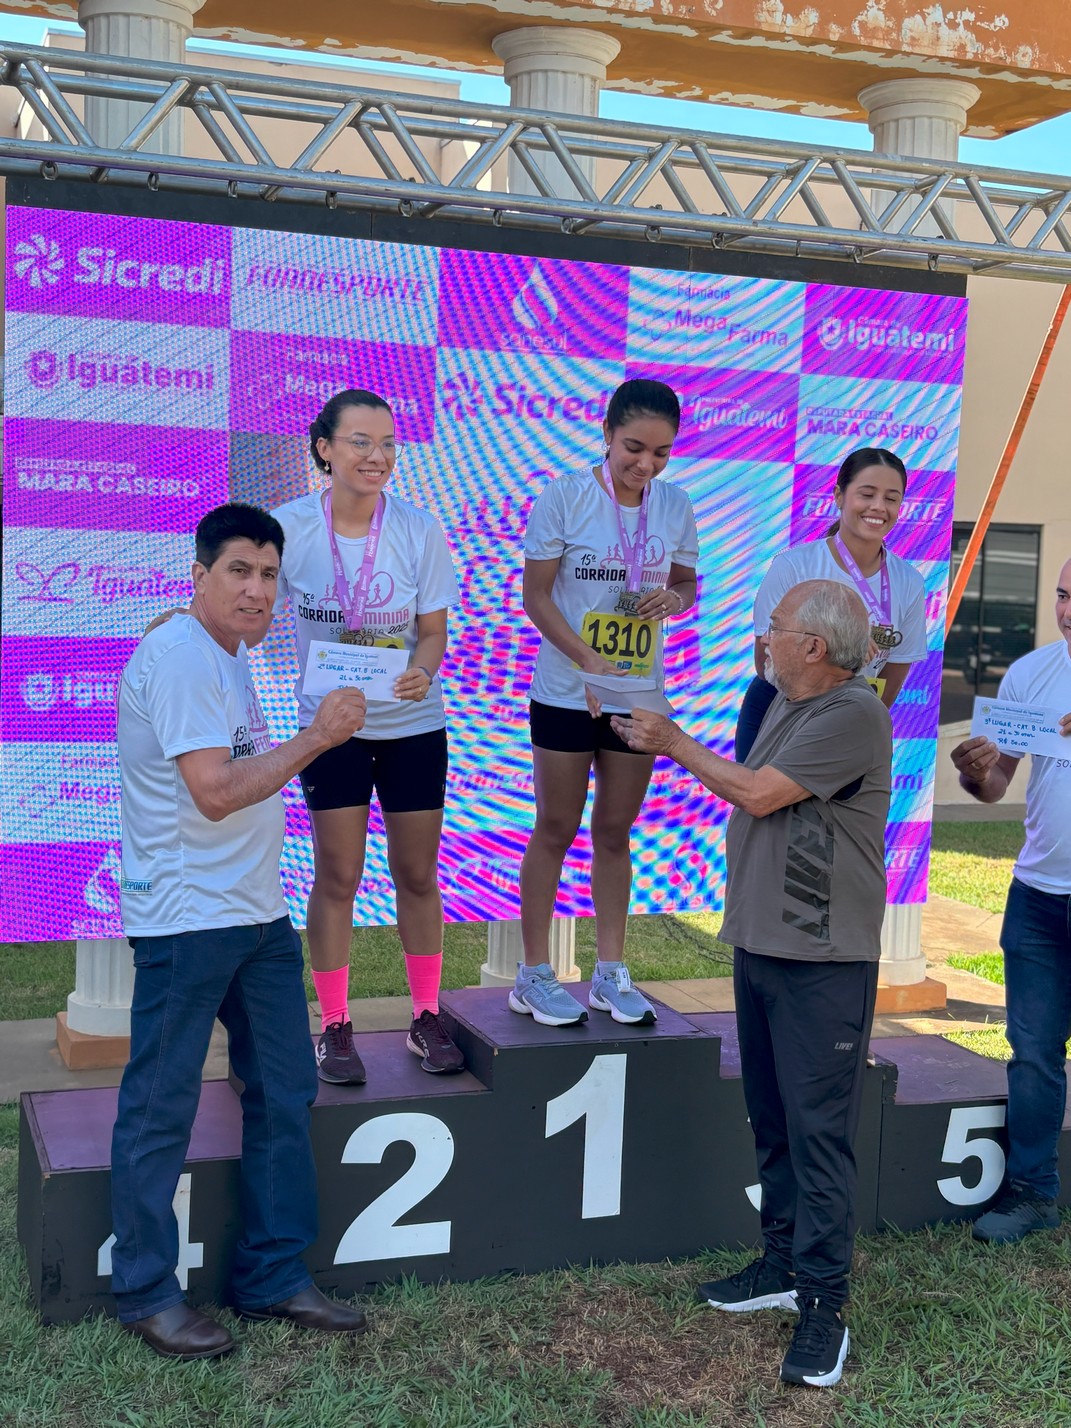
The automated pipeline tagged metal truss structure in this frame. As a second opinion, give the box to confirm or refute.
[2,40,1071,281]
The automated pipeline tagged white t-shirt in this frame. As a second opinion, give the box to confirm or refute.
[753,539,928,680]
[118,614,288,937]
[524,468,699,710]
[998,639,1071,895]
[273,491,460,741]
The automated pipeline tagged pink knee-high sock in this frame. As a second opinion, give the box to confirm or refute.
[311,966,351,1032]
[405,952,442,1018]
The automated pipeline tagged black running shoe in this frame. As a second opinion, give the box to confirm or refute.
[407,1010,465,1074]
[696,1256,798,1312]
[972,1179,1059,1244]
[780,1297,849,1388]
[316,1020,367,1085]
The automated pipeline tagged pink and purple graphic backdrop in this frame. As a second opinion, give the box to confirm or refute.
[1,203,966,939]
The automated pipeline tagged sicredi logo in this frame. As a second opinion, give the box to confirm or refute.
[441,373,609,423]
[26,348,215,394]
[14,235,225,297]
[817,315,956,355]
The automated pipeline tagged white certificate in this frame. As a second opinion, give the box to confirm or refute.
[581,672,672,715]
[302,640,409,702]
[970,696,1070,759]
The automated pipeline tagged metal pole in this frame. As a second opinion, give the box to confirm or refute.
[945,285,1071,633]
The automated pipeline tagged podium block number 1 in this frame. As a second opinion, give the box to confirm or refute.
[545,1054,627,1219]
[334,1113,455,1265]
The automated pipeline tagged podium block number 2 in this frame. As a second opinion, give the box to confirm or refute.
[546,1054,627,1219]
[334,1113,455,1265]
[937,1105,1007,1207]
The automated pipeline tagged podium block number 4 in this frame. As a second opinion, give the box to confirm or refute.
[545,1054,627,1219]
[334,1113,455,1265]
[98,1173,204,1287]
[937,1105,1007,1207]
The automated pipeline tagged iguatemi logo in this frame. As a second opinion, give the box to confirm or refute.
[14,234,63,287]
[20,670,119,711]
[817,314,956,354]
[26,347,215,394]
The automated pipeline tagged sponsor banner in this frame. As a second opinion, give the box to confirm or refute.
[6,311,229,430]
[628,361,799,464]
[3,527,194,639]
[0,636,134,743]
[2,742,121,846]
[231,227,441,346]
[437,249,629,362]
[889,738,937,826]
[802,285,967,387]
[7,206,231,328]
[889,650,943,744]
[626,270,805,374]
[0,841,123,941]
[230,328,436,442]
[885,821,932,903]
[795,374,962,472]
[916,560,951,650]
[4,418,228,532]
[788,463,955,564]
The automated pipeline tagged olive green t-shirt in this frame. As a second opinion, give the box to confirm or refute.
[720,677,892,963]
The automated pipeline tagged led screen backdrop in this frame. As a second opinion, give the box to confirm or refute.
[1,200,966,940]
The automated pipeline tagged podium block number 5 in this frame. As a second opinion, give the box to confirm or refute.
[937,1105,1007,1206]
[334,1112,455,1264]
[545,1054,627,1219]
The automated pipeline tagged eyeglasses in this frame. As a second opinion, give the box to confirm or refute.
[333,436,399,459]
[767,621,818,639]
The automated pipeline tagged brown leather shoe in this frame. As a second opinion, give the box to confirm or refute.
[238,1285,369,1334]
[122,1302,236,1360]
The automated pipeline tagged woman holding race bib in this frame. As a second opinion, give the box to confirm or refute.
[273,389,465,1083]
[511,378,699,1028]
[735,446,928,761]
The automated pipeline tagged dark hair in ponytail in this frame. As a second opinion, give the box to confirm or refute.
[826,447,908,536]
[309,388,393,472]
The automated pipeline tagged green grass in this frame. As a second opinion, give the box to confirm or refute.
[928,822,1022,915]
[946,952,1006,986]
[4,1099,1071,1427]
[944,1024,1012,1061]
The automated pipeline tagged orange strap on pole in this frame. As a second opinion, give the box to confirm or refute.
[945,284,1071,637]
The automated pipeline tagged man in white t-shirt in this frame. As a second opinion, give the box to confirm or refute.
[950,555,1071,1244]
[111,503,368,1360]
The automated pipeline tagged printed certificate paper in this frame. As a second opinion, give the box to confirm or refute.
[970,696,1070,760]
[581,672,672,715]
[302,640,409,702]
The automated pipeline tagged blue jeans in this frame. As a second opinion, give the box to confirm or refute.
[735,675,777,762]
[1001,877,1071,1199]
[110,916,320,1321]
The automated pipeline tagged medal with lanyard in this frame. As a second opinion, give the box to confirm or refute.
[832,533,903,655]
[579,462,659,677]
[323,491,403,648]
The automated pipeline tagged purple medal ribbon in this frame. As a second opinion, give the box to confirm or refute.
[323,489,384,632]
[833,532,892,630]
[600,460,649,594]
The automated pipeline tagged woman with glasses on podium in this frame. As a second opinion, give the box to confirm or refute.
[272,388,465,1085]
[735,447,928,761]
[510,377,699,1030]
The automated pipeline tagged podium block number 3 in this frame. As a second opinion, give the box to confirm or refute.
[334,1113,455,1265]
[545,1054,627,1219]
[937,1105,1007,1207]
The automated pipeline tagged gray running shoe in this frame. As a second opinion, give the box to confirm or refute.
[508,963,588,1027]
[589,961,657,1025]
[972,1180,1059,1244]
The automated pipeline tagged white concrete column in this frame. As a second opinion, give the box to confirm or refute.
[483,25,619,988]
[858,78,980,237]
[66,0,203,1044]
[491,27,620,198]
[79,0,205,152]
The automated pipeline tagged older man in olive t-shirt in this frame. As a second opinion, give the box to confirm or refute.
[615,578,891,1390]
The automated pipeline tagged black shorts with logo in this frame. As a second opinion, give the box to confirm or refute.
[299,728,448,813]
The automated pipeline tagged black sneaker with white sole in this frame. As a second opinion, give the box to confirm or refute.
[971,1179,1060,1244]
[407,1010,465,1074]
[316,1020,367,1085]
[780,1297,849,1388]
[696,1256,798,1312]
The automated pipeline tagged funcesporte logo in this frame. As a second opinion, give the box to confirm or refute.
[26,347,215,394]
[817,314,956,354]
[12,232,225,297]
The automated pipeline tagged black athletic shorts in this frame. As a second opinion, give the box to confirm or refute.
[529,699,648,757]
[298,728,448,813]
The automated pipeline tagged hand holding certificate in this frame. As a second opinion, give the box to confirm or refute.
[303,639,410,702]
[581,671,672,715]
[970,696,1071,759]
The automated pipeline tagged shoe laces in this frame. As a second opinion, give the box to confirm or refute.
[414,1010,452,1049]
[989,1181,1039,1215]
[323,1020,353,1056]
[601,964,633,992]
[792,1298,839,1355]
